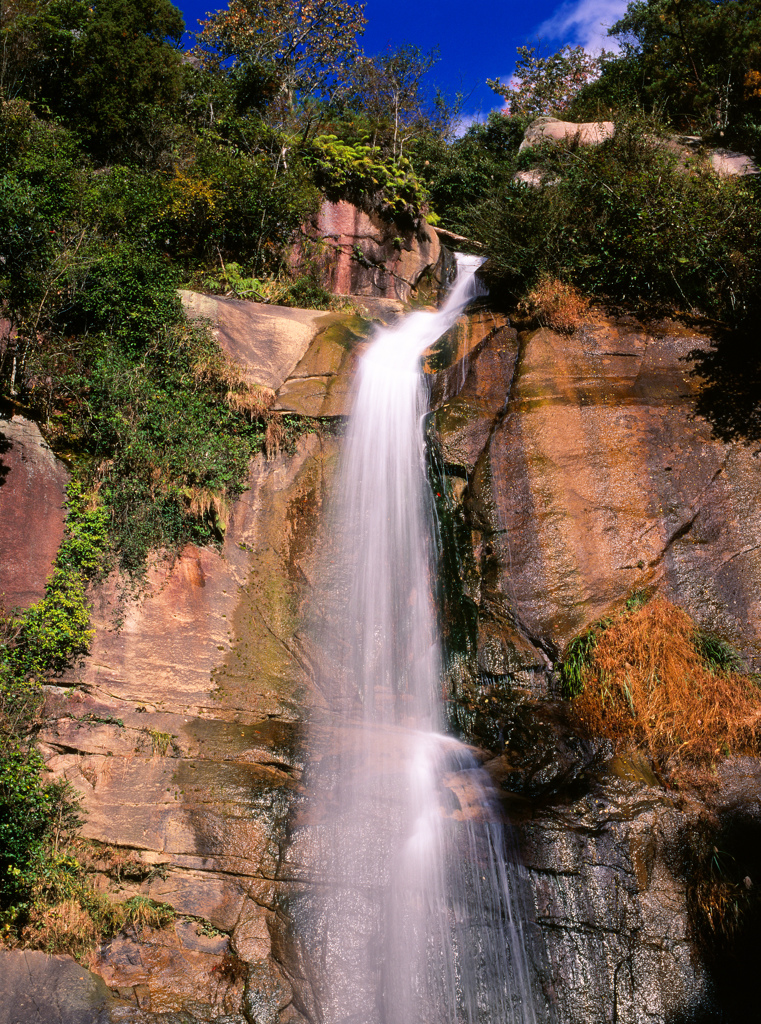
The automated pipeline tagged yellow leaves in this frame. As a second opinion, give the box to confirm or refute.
[744,69,761,100]
[168,172,221,219]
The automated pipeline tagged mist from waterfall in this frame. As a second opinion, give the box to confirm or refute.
[299,256,537,1024]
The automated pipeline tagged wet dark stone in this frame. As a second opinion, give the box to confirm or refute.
[0,951,113,1024]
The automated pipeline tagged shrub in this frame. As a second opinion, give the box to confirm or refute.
[476,112,761,328]
[564,596,761,764]
[121,895,175,932]
[306,133,430,218]
[53,322,271,574]
[0,484,108,915]
[5,483,108,680]
[521,275,591,333]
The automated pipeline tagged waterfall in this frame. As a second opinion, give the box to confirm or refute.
[298,256,537,1024]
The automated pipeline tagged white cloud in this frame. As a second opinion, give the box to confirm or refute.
[452,111,484,137]
[537,0,629,53]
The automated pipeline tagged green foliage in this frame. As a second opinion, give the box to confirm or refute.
[307,133,429,216]
[693,631,743,674]
[2,0,186,159]
[0,484,108,912]
[65,241,183,351]
[121,894,175,931]
[165,144,320,275]
[560,621,609,699]
[197,0,367,110]
[0,747,53,902]
[344,45,448,160]
[605,0,761,139]
[415,112,526,235]
[56,323,270,574]
[5,483,108,680]
[488,45,615,119]
[476,111,761,326]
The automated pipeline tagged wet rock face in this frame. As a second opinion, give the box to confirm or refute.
[0,416,69,608]
[516,765,708,1024]
[430,307,761,1023]
[433,313,761,669]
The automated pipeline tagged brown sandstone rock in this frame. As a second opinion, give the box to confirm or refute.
[180,292,326,391]
[273,313,371,417]
[40,432,333,1021]
[0,950,114,1024]
[92,922,244,1017]
[299,199,443,302]
[180,290,380,418]
[0,416,69,608]
[433,312,761,669]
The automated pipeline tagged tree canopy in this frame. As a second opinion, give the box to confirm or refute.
[197,0,367,112]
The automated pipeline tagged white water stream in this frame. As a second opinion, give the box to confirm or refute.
[301,257,537,1024]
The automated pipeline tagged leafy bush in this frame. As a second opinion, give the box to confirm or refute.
[416,112,526,236]
[477,112,761,327]
[3,483,108,681]
[306,133,430,217]
[0,482,109,916]
[53,323,271,574]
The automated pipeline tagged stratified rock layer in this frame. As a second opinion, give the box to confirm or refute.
[40,430,336,1022]
[300,199,443,302]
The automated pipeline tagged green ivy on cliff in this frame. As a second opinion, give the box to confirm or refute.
[0,482,108,913]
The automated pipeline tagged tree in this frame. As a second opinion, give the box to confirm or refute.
[488,45,614,120]
[606,0,761,134]
[0,0,185,158]
[197,0,367,113]
[345,44,445,159]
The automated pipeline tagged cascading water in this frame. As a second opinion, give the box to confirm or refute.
[298,256,537,1024]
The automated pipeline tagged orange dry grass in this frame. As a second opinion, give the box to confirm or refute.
[192,348,275,420]
[525,275,590,333]
[573,598,761,763]
[21,899,100,958]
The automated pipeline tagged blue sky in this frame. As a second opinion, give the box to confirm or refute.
[177,0,628,123]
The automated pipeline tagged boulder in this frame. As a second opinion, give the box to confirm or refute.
[519,116,614,153]
[517,118,760,182]
[512,168,560,187]
[180,291,392,418]
[0,416,69,608]
[709,146,760,178]
[298,199,445,302]
[179,292,329,391]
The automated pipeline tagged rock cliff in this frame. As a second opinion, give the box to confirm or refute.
[430,304,761,1023]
